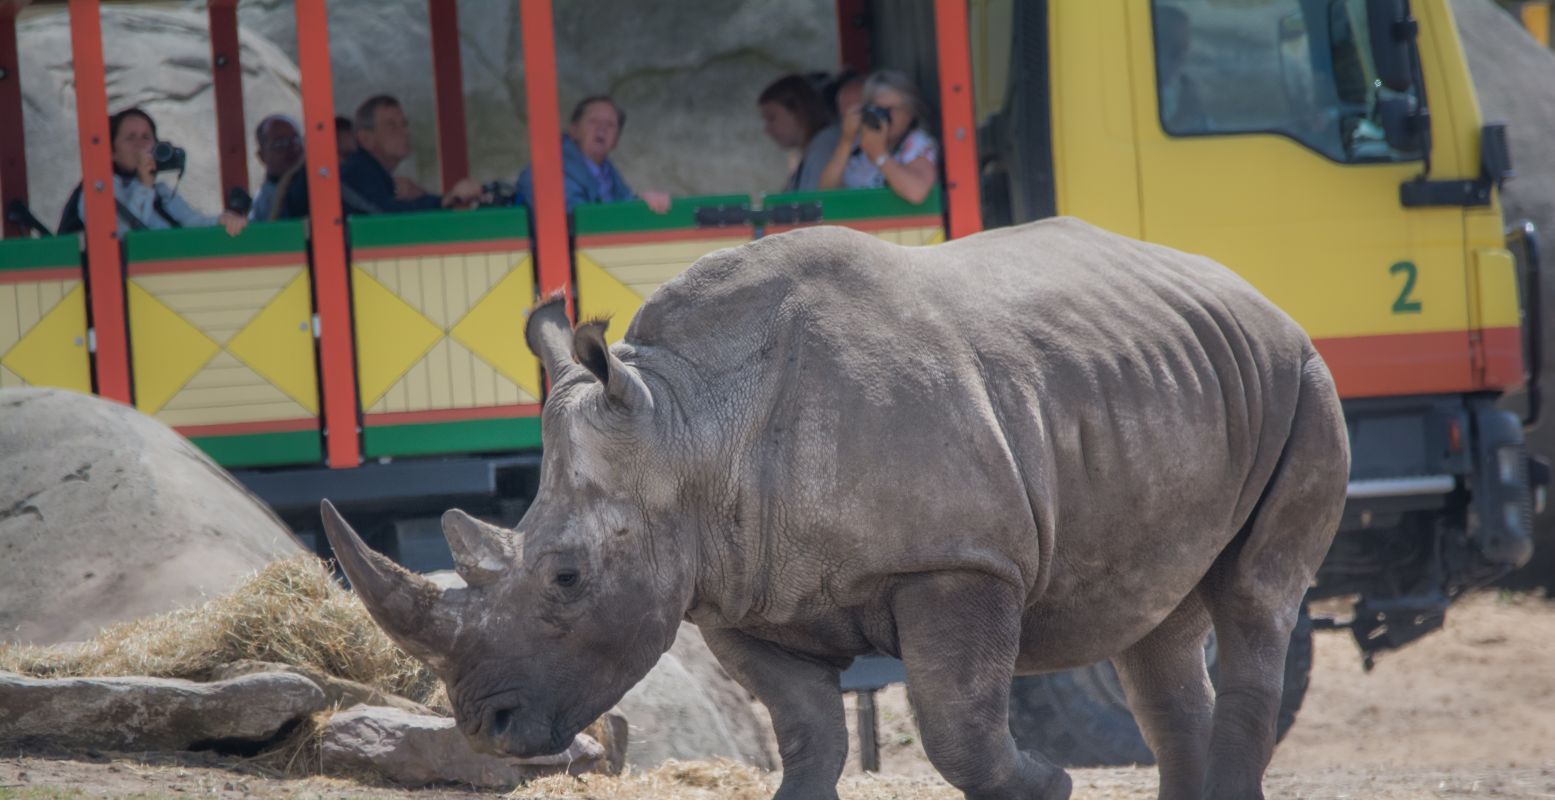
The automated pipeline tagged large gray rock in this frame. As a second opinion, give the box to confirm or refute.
[227,0,833,196]
[618,623,776,770]
[320,706,606,788]
[207,660,435,717]
[17,7,302,229]
[0,388,306,645]
[22,2,838,237]
[0,671,326,751]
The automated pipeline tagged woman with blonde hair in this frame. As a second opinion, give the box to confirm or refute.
[818,69,938,204]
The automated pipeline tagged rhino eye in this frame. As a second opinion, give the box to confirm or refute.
[554,569,580,588]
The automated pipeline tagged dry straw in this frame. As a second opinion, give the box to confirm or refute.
[0,554,437,704]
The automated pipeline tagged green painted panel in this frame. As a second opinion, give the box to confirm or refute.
[763,185,943,223]
[125,220,307,263]
[349,207,530,248]
[363,416,542,458]
[573,194,752,235]
[0,236,82,272]
[191,429,323,469]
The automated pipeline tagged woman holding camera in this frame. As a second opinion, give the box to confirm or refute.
[818,69,938,204]
[60,108,246,236]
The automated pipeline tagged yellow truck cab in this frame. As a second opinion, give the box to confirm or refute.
[960,0,1544,764]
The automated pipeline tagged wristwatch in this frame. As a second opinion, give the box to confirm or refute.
[873,153,888,168]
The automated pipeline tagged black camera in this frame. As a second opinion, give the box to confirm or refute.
[859,103,892,131]
[152,141,187,173]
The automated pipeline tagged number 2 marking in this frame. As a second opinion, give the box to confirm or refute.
[1391,261,1422,314]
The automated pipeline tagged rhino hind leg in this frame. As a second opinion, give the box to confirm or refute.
[893,571,1073,800]
[1111,592,1215,800]
[699,626,849,800]
[1199,360,1349,800]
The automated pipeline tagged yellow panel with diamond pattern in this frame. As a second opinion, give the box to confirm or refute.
[351,249,540,414]
[0,278,91,393]
[868,225,945,247]
[126,264,319,427]
[576,237,750,345]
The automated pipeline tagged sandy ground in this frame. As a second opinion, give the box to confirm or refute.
[2,591,1553,798]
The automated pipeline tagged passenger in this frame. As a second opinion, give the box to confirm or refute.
[758,74,838,192]
[517,95,671,213]
[334,115,358,162]
[282,95,481,217]
[827,71,866,123]
[250,114,302,222]
[817,70,938,205]
[56,107,247,236]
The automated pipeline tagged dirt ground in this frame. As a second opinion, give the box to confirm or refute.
[2,591,1553,799]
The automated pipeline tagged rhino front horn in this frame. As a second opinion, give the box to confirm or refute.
[320,500,453,664]
[440,509,512,586]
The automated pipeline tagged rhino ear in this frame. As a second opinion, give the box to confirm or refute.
[573,319,652,410]
[525,290,579,384]
[440,509,511,587]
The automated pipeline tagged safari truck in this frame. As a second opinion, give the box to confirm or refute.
[0,0,1541,770]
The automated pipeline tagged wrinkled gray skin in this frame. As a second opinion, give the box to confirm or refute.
[322,217,1349,800]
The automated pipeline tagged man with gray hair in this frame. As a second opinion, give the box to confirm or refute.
[281,94,481,218]
[250,114,302,221]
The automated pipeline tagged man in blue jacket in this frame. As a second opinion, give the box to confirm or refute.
[282,95,481,218]
[517,96,671,214]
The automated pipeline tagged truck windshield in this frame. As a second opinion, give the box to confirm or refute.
[1151,0,1424,163]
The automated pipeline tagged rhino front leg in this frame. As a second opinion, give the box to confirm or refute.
[699,626,848,800]
[893,571,1072,800]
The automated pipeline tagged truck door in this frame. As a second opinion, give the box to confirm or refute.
[1129,0,1472,401]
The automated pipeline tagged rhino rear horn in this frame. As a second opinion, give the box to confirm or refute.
[440,509,511,586]
[573,319,653,410]
[320,500,453,664]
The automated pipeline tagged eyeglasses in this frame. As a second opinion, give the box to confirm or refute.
[261,135,303,150]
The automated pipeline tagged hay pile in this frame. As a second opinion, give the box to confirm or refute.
[0,555,436,705]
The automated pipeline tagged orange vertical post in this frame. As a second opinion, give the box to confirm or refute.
[208,0,248,203]
[428,0,470,193]
[933,0,982,239]
[295,0,360,468]
[0,2,29,239]
[519,0,572,313]
[69,0,130,403]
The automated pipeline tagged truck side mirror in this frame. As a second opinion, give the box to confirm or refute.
[1367,0,1417,92]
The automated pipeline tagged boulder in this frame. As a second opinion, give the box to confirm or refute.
[206,660,435,717]
[230,0,833,197]
[16,7,302,230]
[0,670,326,751]
[0,388,306,645]
[617,623,776,770]
[320,706,606,788]
[19,1,836,222]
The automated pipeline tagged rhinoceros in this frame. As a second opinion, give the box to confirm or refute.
[320,217,1349,800]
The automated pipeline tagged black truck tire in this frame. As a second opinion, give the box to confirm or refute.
[1007,611,1315,767]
